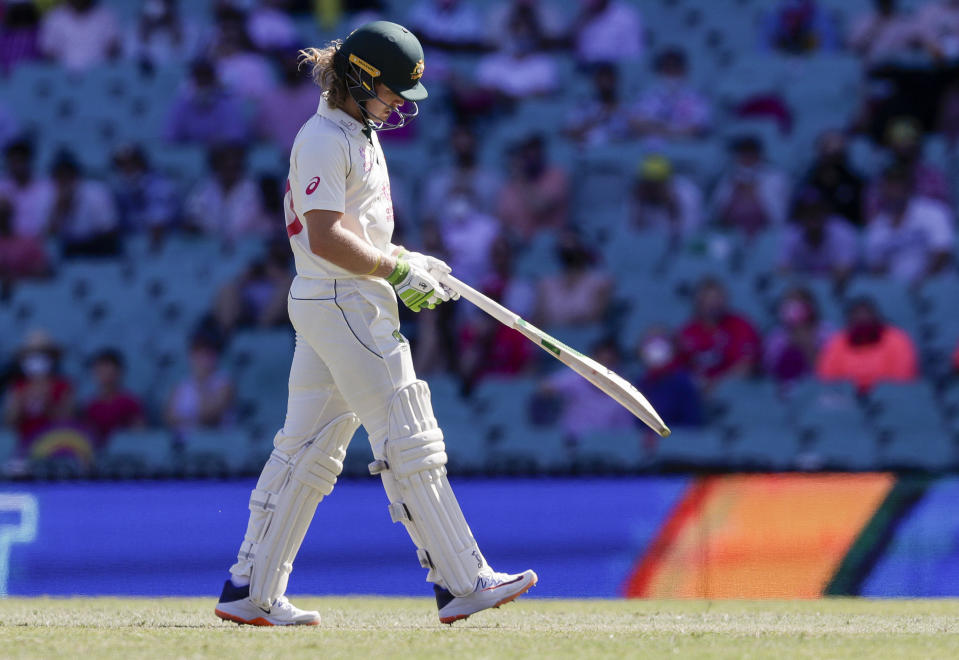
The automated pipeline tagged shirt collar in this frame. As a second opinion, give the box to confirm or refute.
[317,94,365,136]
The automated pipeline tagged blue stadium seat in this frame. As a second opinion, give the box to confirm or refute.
[179,428,251,478]
[653,427,727,468]
[712,378,789,430]
[879,430,955,471]
[98,429,174,478]
[868,382,943,426]
[341,427,376,478]
[573,428,645,472]
[726,424,800,471]
[485,425,569,474]
[0,428,16,466]
[471,378,538,431]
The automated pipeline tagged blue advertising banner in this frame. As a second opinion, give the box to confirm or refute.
[1,478,689,599]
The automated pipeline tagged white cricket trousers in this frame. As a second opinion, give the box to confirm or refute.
[279,275,415,454]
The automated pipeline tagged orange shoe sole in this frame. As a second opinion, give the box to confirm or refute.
[214,608,319,627]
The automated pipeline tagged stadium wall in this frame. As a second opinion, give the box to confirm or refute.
[0,475,955,599]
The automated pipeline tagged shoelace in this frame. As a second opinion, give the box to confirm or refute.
[476,570,510,590]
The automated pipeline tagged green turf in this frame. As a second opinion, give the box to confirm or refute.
[1,597,958,659]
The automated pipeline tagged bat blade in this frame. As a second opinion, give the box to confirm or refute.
[440,275,671,437]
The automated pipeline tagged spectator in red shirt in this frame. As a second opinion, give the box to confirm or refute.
[678,277,762,385]
[2,330,75,453]
[0,195,51,299]
[84,348,146,448]
[816,296,918,392]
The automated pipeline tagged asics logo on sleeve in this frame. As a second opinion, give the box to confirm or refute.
[305,177,321,195]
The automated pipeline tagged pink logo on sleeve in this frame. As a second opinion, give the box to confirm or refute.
[305,176,321,194]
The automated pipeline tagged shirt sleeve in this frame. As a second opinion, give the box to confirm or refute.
[291,129,349,216]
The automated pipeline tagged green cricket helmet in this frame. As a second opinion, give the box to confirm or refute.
[334,21,427,131]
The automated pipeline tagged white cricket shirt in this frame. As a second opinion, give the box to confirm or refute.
[284,93,394,280]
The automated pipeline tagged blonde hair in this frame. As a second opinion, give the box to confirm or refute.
[298,41,350,110]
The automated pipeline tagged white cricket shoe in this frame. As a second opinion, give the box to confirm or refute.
[214,579,320,626]
[435,568,538,624]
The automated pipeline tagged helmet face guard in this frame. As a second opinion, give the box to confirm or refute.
[340,50,420,132]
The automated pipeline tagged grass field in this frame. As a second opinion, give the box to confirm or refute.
[1,597,958,659]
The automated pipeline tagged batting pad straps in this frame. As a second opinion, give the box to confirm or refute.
[374,380,487,598]
[249,412,360,608]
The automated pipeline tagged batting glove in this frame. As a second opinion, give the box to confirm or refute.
[386,255,450,312]
[402,250,460,301]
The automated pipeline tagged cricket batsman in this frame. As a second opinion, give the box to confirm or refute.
[214,21,537,626]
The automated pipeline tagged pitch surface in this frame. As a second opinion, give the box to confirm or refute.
[1,597,957,658]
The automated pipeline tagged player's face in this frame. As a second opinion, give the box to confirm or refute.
[365,83,405,122]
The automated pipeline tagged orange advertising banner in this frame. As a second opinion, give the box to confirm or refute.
[625,473,895,598]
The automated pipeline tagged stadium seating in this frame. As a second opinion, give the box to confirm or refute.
[178,428,252,478]
[4,0,959,481]
[572,428,647,473]
[653,427,727,469]
[98,429,175,479]
[0,429,15,467]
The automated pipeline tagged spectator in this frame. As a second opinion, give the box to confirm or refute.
[110,143,179,243]
[865,117,950,217]
[574,0,644,65]
[124,0,199,69]
[3,330,75,452]
[764,288,833,384]
[678,277,762,384]
[246,0,298,53]
[474,8,559,100]
[209,6,276,102]
[184,143,270,243]
[779,186,859,284]
[916,0,959,60]
[864,164,954,283]
[486,0,566,50]
[848,0,922,65]
[801,130,865,226]
[83,348,146,447]
[434,193,501,285]
[760,0,839,55]
[711,135,791,236]
[212,241,293,335]
[630,47,712,140]
[46,150,120,257]
[563,62,630,147]
[0,138,54,239]
[534,233,612,327]
[456,235,536,384]
[0,195,50,298]
[630,154,703,240]
[164,59,252,145]
[423,123,501,217]
[816,296,917,391]
[635,327,704,428]
[0,0,41,75]
[255,49,319,153]
[407,0,485,52]
[38,0,120,72]
[497,134,569,240]
[165,334,235,434]
[538,338,635,441]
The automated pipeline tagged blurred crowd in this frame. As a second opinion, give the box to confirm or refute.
[2,0,959,475]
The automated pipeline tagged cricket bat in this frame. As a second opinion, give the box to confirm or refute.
[440,274,671,437]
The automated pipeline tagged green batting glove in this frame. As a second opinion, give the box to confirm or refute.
[386,255,449,312]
